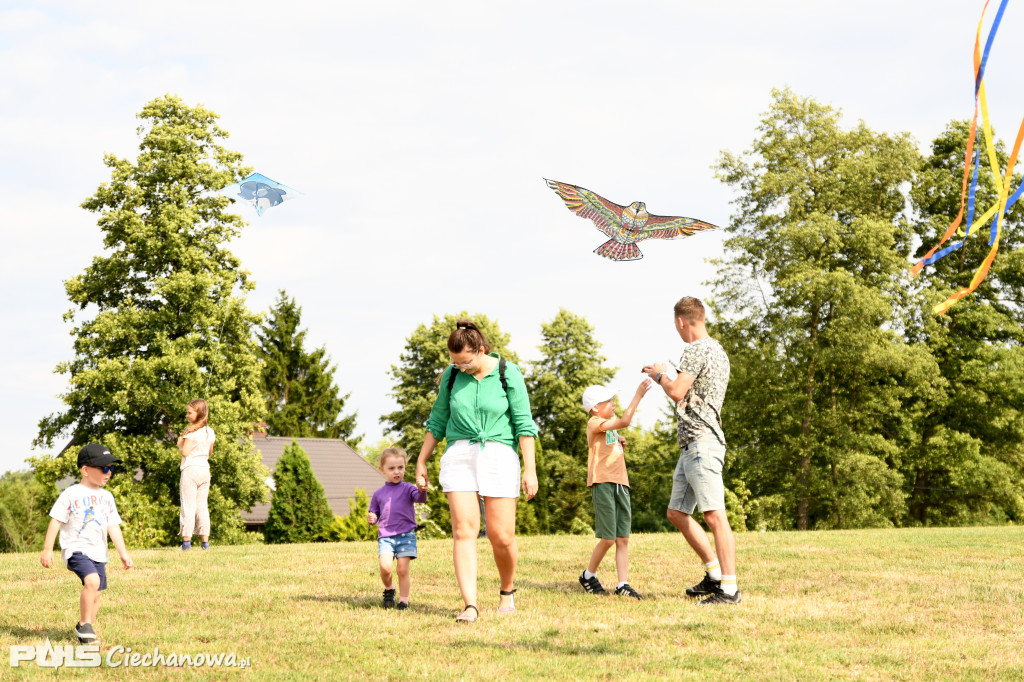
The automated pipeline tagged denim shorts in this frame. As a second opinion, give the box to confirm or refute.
[378,530,418,559]
[668,434,726,514]
[66,552,107,591]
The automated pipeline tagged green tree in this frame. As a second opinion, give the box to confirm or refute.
[257,290,359,444]
[0,471,51,553]
[527,309,617,455]
[903,120,1024,525]
[526,309,616,533]
[381,312,519,535]
[264,440,334,543]
[31,95,268,546]
[712,87,929,530]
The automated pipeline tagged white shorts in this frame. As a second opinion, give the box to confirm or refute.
[438,439,521,498]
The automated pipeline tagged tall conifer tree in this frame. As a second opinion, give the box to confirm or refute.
[257,291,359,444]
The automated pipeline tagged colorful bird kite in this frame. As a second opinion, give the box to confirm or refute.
[911,0,1024,314]
[545,179,719,261]
[222,173,300,216]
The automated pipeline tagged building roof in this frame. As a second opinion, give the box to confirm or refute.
[242,435,384,525]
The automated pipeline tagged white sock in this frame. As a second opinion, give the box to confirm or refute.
[704,559,722,581]
[583,569,596,579]
[617,581,628,589]
[720,575,738,595]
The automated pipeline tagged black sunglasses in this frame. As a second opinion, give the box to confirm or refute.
[92,465,114,474]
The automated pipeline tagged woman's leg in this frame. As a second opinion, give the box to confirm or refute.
[448,491,481,609]
[483,496,518,610]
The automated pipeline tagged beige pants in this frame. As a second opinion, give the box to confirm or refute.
[180,466,211,538]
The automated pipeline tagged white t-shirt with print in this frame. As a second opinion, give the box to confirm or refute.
[180,426,216,471]
[48,483,122,564]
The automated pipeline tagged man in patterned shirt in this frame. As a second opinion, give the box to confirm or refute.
[643,296,739,605]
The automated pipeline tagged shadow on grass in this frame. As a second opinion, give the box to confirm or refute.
[293,594,453,616]
[1,623,74,642]
[516,578,673,601]
[447,630,625,656]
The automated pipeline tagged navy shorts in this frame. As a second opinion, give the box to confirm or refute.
[378,531,418,559]
[67,552,107,591]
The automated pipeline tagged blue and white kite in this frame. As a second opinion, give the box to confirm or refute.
[222,173,300,216]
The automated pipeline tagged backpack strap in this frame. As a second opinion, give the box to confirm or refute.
[447,358,509,395]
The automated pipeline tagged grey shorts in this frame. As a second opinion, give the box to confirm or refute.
[668,435,726,514]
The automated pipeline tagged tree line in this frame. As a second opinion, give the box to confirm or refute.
[3,88,1022,551]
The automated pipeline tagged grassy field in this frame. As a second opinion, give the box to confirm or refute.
[3,526,1024,680]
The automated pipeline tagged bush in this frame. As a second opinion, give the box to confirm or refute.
[264,441,333,543]
[0,471,51,553]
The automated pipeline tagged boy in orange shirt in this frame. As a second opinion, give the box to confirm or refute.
[577,379,652,599]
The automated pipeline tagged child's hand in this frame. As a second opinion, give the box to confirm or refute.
[121,553,133,570]
[40,549,54,569]
[367,512,378,525]
[618,434,628,450]
[638,378,654,395]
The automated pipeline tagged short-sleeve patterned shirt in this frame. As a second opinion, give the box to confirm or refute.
[675,337,730,447]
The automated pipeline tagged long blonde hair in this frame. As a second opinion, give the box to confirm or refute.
[182,398,209,435]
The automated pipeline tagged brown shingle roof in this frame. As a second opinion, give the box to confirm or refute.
[242,435,384,525]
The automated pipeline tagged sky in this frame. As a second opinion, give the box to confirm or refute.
[2,0,1024,475]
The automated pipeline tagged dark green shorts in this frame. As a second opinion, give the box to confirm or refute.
[591,482,631,539]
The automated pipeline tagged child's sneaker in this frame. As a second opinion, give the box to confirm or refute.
[396,601,409,611]
[579,571,606,594]
[180,540,192,551]
[200,541,209,550]
[382,588,396,609]
[74,622,97,644]
[614,583,643,600]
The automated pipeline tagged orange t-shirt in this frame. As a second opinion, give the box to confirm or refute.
[586,416,629,487]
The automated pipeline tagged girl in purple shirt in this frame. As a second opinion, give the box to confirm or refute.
[368,448,427,610]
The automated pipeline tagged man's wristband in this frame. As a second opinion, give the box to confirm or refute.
[655,373,664,384]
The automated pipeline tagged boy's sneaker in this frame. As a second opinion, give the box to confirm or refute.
[200,541,209,550]
[685,572,721,597]
[396,601,409,611]
[698,590,742,606]
[74,622,97,644]
[614,583,643,600]
[382,588,396,609]
[579,571,607,594]
[180,541,191,551]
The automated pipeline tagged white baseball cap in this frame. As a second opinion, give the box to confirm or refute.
[582,385,617,412]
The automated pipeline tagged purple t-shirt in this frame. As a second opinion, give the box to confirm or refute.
[368,481,427,538]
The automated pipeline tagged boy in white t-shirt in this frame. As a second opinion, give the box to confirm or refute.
[40,443,133,644]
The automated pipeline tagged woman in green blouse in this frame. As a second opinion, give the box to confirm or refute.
[416,319,538,623]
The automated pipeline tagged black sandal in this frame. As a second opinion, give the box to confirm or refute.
[498,589,517,613]
[455,604,479,623]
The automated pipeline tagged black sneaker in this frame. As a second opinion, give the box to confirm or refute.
[614,583,643,600]
[74,622,97,644]
[396,601,409,611]
[579,571,606,594]
[698,590,742,606]
[382,588,396,609]
[685,572,721,597]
